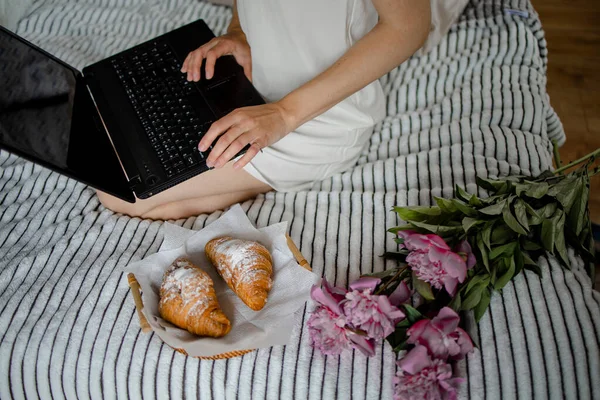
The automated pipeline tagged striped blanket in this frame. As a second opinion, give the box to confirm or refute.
[1,0,599,399]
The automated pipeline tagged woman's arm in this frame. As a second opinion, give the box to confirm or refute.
[201,0,432,169]
[279,0,431,129]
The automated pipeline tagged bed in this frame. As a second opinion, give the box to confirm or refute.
[1,0,599,399]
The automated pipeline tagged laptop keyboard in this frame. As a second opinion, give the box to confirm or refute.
[111,41,214,178]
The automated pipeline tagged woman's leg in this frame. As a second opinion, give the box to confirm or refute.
[96,161,272,220]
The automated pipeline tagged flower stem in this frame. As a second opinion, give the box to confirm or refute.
[552,139,563,174]
[375,266,407,295]
[553,147,600,175]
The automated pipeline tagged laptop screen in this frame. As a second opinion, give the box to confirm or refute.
[0,27,135,202]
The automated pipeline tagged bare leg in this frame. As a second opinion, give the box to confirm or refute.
[96,162,272,220]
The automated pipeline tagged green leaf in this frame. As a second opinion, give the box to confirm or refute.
[389,225,417,234]
[408,220,464,236]
[469,195,484,207]
[410,206,443,216]
[479,199,507,216]
[556,188,579,214]
[514,183,531,197]
[502,203,528,235]
[553,211,570,268]
[494,257,516,290]
[466,274,491,293]
[522,240,542,251]
[393,206,441,222]
[455,185,473,203]
[461,284,485,310]
[523,252,538,266]
[482,223,493,249]
[435,197,459,213]
[540,202,558,219]
[524,182,549,199]
[386,326,410,353]
[395,319,411,329]
[547,176,579,212]
[489,263,497,286]
[412,273,435,301]
[392,339,410,353]
[476,176,505,193]
[547,176,575,196]
[525,202,544,226]
[541,210,561,253]
[489,242,517,260]
[462,217,483,233]
[514,247,525,275]
[402,304,424,323]
[476,235,490,272]
[451,199,478,217]
[525,262,542,276]
[473,288,492,322]
[536,170,556,180]
[491,224,516,245]
[566,180,588,236]
[480,194,508,206]
[513,200,530,232]
[448,292,462,311]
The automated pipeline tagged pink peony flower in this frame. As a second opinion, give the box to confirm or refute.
[342,287,405,340]
[394,345,464,400]
[310,278,348,315]
[347,331,377,357]
[455,240,476,269]
[308,278,379,357]
[389,280,412,306]
[307,306,352,356]
[397,231,467,296]
[407,307,473,360]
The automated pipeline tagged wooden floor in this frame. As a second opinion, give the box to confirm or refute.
[531,0,600,288]
[531,0,600,221]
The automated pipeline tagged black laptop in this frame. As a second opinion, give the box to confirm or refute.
[0,20,265,203]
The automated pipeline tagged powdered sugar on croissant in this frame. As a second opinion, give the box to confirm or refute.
[159,258,231,337]
[205,237,273,311]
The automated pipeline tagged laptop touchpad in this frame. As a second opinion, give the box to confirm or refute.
[206,75,263,117]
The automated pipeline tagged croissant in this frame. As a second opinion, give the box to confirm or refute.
[205,236,273,311]
[158,257,231,337]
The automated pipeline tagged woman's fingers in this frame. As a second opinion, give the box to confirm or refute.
[204,48,220,80]
[182,38,237,82]
[210,129,257,168]
[182,39,218,81]
[198,111,241,152]
[185,48,206,81]
[204,117,255,167]
[181,31,252,82]
[233,142,261,170]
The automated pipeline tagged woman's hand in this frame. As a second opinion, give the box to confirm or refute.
[180,28,252,82]
[199,103,295,170]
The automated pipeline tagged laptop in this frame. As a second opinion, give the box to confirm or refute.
[0,20,265,203]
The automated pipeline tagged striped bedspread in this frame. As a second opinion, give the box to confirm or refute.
[1,0,599,399]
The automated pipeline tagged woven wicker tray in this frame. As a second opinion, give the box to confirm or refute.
[127,234,311,360]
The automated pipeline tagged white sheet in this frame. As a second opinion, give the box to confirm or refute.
[0,1,598,399]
